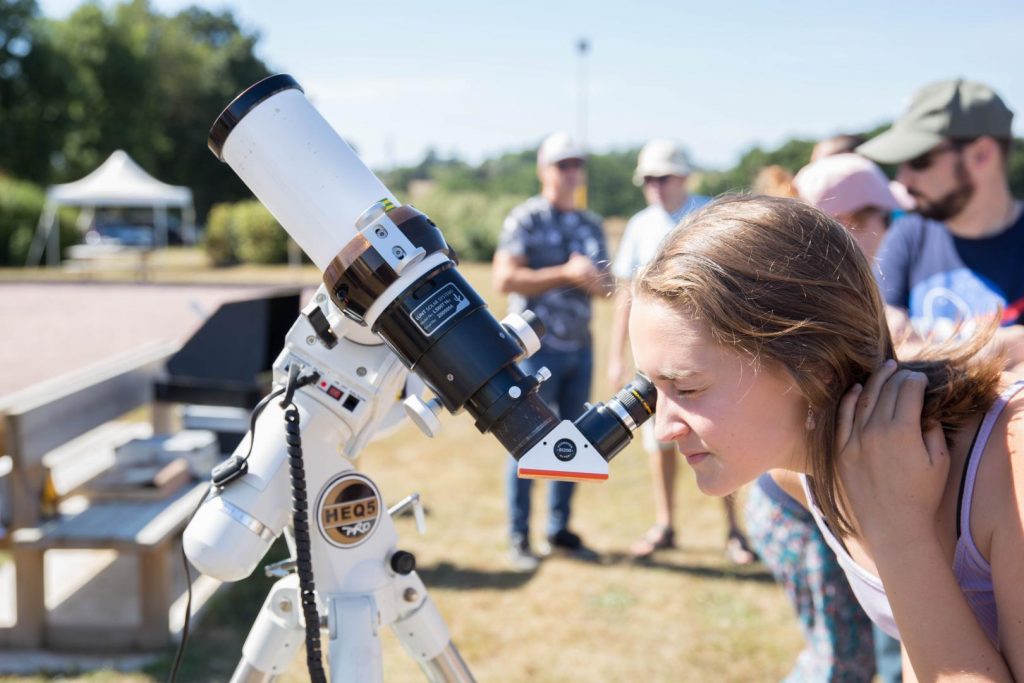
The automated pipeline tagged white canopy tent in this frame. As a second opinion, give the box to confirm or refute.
[27,150,196,266]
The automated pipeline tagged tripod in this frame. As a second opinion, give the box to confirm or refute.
[226,394,472,682]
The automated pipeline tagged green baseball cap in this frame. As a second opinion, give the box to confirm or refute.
[857,79,1014,164]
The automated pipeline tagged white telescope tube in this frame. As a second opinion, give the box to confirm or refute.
[210,74,397,271]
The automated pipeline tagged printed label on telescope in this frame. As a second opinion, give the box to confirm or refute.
[553,438,578,462]
[316,473,382,548]
[410,282,470,336]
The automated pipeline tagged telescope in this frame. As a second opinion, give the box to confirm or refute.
[182,74,656,682]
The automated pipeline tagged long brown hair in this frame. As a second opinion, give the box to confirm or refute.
[636,195,1002,537]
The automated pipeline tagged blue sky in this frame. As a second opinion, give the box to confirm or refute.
[38,0,1024,171]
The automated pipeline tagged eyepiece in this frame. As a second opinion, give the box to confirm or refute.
[572,373,657,463]
[611,373,657,428]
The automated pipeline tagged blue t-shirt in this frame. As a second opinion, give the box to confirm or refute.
[875,209,1024,340]
[497,196,609,352]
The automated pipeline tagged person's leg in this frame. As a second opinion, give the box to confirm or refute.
[506,454,532,541]
[723,492,757,565]
[630,431,677,558]
[506,349,562,567]
[652,445,676,527]
[547,347,589,537]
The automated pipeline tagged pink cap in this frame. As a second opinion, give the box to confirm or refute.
[793,153,899,217]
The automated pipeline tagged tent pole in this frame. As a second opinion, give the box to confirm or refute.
[183,203,196,245]
[47,209,60,266]
[26,202,57,267]
[154,205,168,250]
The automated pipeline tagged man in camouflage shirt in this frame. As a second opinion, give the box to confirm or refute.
[492,131,612,571]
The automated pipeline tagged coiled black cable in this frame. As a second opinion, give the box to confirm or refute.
[282,375,326,683]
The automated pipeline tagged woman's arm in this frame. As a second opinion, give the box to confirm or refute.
[836,363,1013,680]
[989,409,1024,678]
[873,528,1010,680]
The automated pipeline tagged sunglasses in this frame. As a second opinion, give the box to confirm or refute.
[555,159,585,171]
[905,140,970,171]
[643,175,673,186]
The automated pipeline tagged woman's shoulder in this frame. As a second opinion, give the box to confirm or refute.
[972,377,1024,547]
[992,376,1024,462]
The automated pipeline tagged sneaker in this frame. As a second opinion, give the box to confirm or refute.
[509,535,540,572]
[543,529,600,562]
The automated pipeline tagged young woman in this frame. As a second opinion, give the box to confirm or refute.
[629,195,1023,680]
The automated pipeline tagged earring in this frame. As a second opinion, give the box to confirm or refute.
[805,405,816,431]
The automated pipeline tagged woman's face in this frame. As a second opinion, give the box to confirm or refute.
[836,208,888,260]
[629,295,811,495]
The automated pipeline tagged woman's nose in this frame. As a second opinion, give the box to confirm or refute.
[654,400,690,443]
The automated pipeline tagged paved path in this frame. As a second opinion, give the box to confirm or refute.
[0,281,302,398]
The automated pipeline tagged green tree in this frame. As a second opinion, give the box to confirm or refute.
[47,1,271,217]
[586,147,644,218]
[697,138,816,197]
[0,0,75,182]
[386,146,645,220]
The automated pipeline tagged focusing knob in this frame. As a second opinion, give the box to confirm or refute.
[390,549,416,575]
[403,395,443,437]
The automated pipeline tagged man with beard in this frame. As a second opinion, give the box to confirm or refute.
[858,79,1024,367]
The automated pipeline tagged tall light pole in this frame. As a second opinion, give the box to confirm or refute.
[576,37,590,151]
[576,37,590,208]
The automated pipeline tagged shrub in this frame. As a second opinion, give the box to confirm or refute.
[234,201,289,265]
[409,189,525,262]
[202,202,239,266]
[0,176,77,266]
[203,200,289,265]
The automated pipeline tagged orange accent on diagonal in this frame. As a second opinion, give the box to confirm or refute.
[518,468,608,481]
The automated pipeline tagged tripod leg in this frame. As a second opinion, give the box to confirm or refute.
[326,595,384,682]
[392,576,476,683]
[230,576,305,683]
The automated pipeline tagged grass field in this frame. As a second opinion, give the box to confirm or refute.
[1,252,805,682]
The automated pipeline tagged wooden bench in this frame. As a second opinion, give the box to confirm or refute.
[62,244,154,281]
[0,342,219,651]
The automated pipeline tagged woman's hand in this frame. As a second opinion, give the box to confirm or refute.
[834,360,950,551]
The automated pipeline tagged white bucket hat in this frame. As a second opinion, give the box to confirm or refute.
[633,139,692,186]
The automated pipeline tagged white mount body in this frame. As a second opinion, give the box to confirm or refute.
[183,289,474,681]
[184,289,409,581]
